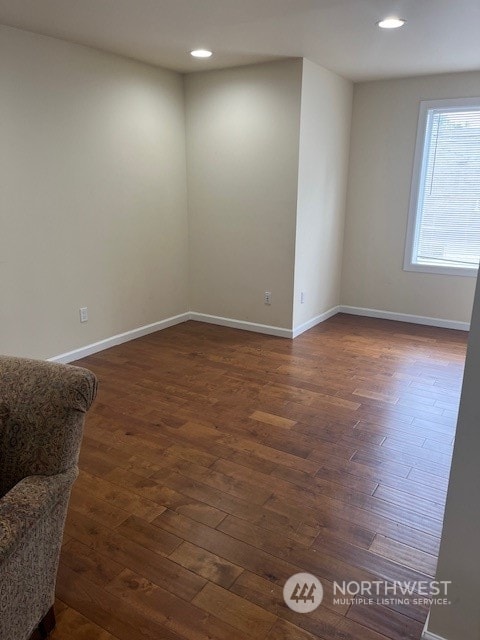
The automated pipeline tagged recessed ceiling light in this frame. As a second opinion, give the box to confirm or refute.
[377,17,406,29]
[190,49,213,58]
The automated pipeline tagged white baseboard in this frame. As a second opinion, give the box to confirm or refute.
[49,303,469,363]
[189,312,292,338]
[292,306,340,338]
[339,305,470,331]
[422,630,448,640]
[49,313,190,364]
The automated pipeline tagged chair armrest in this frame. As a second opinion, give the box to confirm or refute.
[0,356,97,497]
[0,468,77,563]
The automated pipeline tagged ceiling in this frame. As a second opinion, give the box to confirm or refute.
[0,0,479,82]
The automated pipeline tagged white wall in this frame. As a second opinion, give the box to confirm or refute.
[341,71,480,323]
[426,271,480,640]
[0,26,189,359]
[185,60,303,330]
[293,59,352,330]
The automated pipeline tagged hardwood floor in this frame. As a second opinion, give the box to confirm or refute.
[51,315,467,640]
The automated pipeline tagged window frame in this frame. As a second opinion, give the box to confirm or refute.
[404,96,480,278]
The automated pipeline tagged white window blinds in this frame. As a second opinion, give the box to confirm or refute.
[405,99,480,276]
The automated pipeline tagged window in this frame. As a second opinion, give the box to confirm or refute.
[404,97,480,277]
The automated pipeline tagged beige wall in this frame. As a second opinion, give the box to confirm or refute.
[185,60,303,330]
[341,71,480,323]
[0,26,189,359]
[7,23,478,361]
[427,271,480,640]
[293,59,352,329]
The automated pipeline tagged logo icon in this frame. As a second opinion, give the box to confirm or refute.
[283,573,323,613]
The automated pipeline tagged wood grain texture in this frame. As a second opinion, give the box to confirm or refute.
[53,315,466,640]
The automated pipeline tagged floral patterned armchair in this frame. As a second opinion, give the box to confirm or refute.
[0,356,97,640]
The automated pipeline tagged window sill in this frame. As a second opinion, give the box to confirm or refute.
[403,262,479,277]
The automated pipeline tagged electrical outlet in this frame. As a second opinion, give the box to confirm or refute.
[79,307,88,323]
[264,291,272,305]
[300,291,306,304]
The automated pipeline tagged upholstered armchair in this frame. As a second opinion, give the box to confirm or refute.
[0,356,97,640]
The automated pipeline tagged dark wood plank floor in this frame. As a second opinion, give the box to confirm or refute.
[51,315,467,640]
